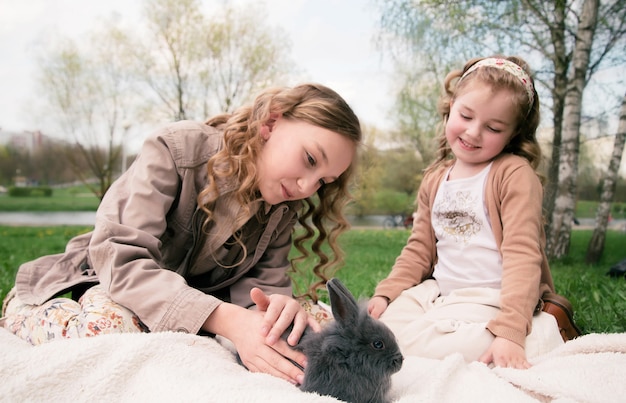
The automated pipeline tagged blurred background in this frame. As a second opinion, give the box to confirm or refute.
[0,0,625,261]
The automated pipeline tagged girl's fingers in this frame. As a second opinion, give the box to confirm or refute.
[249,289,318,349]
[250,288,287,339]
[265,299,302,345]
[250,287,271,311]
[241,341,305,385]
[249,288,306,345]
[285,309,311,346]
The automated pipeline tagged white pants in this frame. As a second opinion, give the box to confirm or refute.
[380,279,563,362]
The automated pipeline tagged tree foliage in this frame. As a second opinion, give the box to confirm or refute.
[36,33,131,199]
[131,0,292,121]
[33,0,293,198]
[375,0,626,258]
[203,4,292,113]
[350,125,422,216]
[137,0,207,121]
[0,140,87,188]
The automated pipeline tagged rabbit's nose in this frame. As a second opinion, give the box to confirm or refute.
[394,354,404,369]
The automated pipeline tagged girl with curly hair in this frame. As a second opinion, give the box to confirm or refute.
[2,83,362,386]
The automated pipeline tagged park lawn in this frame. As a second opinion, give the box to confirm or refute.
[0,226,624,335]
[0,186,100,212]
[1,187,626,219]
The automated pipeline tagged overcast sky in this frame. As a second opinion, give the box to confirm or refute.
[0,0,394,137]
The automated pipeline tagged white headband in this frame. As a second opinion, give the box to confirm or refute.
[461,58,534,104]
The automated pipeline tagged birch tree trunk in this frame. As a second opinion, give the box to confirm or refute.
[538,0,568,236]
[546,0,599,258]
[585,93,626,263]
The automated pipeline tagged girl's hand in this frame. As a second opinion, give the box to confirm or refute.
[203,301,308,385]
[249,287,321,346]
[368,295,389,319]
[478,336,531,369]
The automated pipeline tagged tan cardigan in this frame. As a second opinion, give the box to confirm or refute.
[374,154,554,347]
[14,120,301,335]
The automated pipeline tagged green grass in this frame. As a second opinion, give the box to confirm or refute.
[0,226,94,299]
[1,226,624,334]
[0,186,100,212]
[292,228,626,335]
[576,200,626,220]
[1,186,625,218]
[548,230,626,334]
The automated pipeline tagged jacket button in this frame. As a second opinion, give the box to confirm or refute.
[176,328,189,333]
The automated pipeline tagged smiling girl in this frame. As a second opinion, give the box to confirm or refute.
[368,56,579,369]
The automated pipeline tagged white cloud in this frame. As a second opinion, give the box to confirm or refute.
[261,0,393,128]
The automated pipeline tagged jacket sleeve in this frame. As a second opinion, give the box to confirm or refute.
[89,126,220,334]
[486,160,544,347]
[374,170,440,302]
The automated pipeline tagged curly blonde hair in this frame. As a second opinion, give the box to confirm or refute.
[198,83,362,300]
[427,55,542,177]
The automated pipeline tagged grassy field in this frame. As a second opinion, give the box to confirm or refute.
[1,225,624,335]
[1,187,626,218]
[0,186,100,212]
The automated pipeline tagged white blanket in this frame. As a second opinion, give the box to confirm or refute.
[1,328,624,402]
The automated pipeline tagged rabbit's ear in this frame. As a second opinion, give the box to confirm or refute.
[327,278,359,323]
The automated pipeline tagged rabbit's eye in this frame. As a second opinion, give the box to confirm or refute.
[371,340,385,350]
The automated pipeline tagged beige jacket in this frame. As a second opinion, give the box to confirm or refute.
[14,120,301,334]
[374,154,554,347]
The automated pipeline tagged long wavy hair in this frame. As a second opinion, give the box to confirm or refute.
[198,83,362,300]
[427,55,543,180]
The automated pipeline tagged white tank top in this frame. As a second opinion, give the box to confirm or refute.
[431,163,502,295]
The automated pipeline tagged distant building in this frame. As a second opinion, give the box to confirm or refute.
[0,129,52,154]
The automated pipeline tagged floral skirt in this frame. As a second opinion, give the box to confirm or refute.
[1,285,334,346]
[297,298,333,328]
[1,285,147,345]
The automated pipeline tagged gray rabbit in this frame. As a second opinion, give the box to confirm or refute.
[294,278,404,403]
